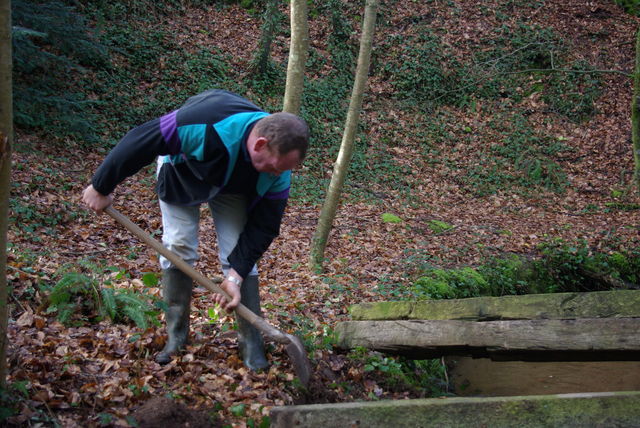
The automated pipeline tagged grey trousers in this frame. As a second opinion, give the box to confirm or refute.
[158,194,259,277]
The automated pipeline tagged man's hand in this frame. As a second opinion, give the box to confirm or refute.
[213,274,242,311]
[82,184,113,213]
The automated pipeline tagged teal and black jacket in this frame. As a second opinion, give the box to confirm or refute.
[92,89,291,278]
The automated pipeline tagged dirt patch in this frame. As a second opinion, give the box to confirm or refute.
[289,358,364,405]
[130,396,220,428]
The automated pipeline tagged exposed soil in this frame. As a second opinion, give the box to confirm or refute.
[130,396,220,428]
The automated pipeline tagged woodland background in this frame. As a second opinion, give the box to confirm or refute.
[5,0,640,426]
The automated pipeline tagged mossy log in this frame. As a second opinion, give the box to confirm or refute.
[335,317,640,360]
[348,290,640,321]
[271,391,640,428]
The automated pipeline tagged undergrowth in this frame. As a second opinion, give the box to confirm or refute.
[348,347,450,398]
[401,237,640,300]
[40,261,165,329]
[14,0,610,204]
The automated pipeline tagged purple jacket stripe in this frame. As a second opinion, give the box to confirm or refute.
[248,188,290,211]
[160,110,181,154]
[264,188,290,200]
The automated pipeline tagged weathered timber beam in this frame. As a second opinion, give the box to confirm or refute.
[349,290,640,321]
[271,391,640,428]
[335,318,640,359]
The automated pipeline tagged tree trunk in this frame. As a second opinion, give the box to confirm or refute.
[0,0,12,388]
[282,0,309,115]
[633,26,640,187]
[252,0,280,76]
[309,0,379,271]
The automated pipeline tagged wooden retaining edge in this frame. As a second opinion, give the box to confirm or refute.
[348,290,640,321]
[335,318,640,359]
[270,391,640,428]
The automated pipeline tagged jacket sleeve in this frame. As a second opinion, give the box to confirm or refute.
[227,186,289,279]
[92,117,172,196]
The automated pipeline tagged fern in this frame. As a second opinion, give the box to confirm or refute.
[48,272,94,315]
[45,265,163,328]
[101,287,117,320]
[11,0,107,142]
[114,291,146,310]
[122,305,148,330]
[55,305,76,326]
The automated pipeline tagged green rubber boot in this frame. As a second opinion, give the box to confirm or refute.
[156,268,193,365]
[236,275,268,371]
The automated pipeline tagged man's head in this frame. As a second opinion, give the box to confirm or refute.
[248,112,310,176]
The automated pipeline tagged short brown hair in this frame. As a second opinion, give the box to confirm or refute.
[254,112,310,160]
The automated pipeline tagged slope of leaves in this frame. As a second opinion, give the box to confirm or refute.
[6,0,640,426]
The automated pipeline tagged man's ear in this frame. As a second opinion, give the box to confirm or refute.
[254,137,270,151]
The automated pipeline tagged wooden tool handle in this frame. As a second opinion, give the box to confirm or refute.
[104,205,286,338]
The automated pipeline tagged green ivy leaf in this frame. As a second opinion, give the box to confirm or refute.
[382,213,402,223]
[230,403,246,417]
[141,272,159,287]
[428,220,454,233]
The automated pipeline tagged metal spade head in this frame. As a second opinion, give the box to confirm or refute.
[284,333,313,387]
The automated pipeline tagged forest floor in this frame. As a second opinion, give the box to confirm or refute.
[6,0,640,426]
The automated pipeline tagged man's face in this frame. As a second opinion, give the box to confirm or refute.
[250,137,302,176]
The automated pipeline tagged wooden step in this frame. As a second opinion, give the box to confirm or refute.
[349,290,640,321]
[446,358,640,396]
[335,317,640,360]
[270,391,640,428]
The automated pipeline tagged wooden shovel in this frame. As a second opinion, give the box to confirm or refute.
[104,205,312,386]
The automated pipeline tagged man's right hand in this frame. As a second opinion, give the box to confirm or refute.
[82,184,113,213]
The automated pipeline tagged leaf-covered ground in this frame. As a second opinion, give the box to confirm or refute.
[6,0,640,426]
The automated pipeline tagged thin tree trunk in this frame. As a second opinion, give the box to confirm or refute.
[282,0,308,115]
[309,0,378,271]
[633,27,640,188]
[252,0,280,76]
[0,0,13,388]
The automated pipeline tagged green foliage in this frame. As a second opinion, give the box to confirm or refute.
[383,29,468,108]
[379,21,601,121]
[250,0,283,76]
[349,348,450,396]
[428,220,454,234]
[347,134,414,200]
[10,196,74,240]
[12,0,108,142]
[465,113,570,196]
[614,0,640,16]
[477,254,533,296]
[285,312,338,352]
[382,213,402,223]
[287,0,360,205]
[74,0,217,21]
[85,22,235,141]
[0,381,58,426]
[43,263,163,328]
[542,60,603,122]
[403,238,640,301]
[413,267,489,299]
[536,239,640,292]
[476,23,602,121]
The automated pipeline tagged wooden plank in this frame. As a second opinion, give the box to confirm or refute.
[349,290,640,321]
[446,358,640,396]
[335,318,640,359]
[271,391,640,428]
